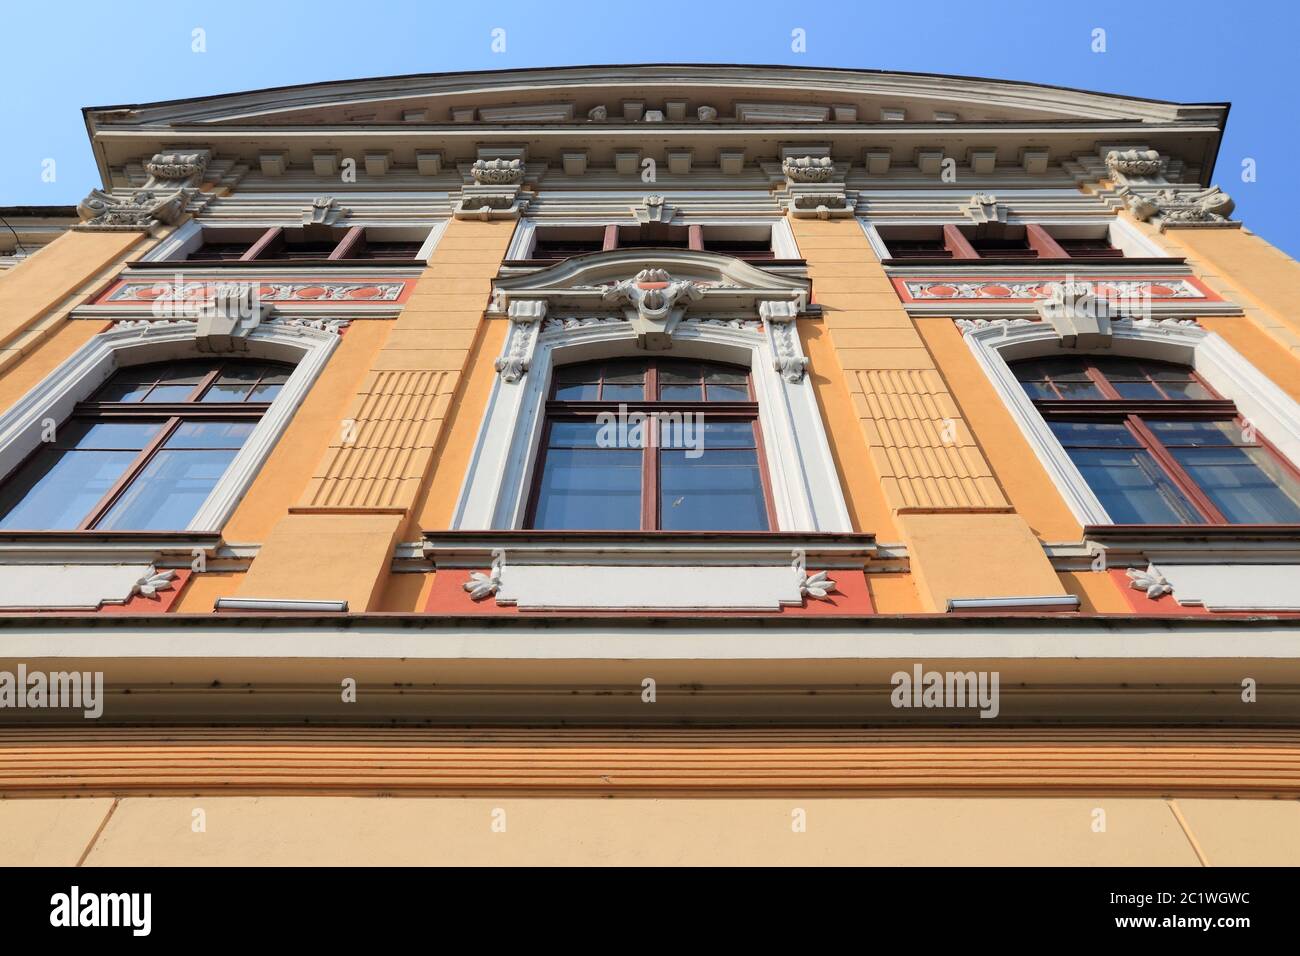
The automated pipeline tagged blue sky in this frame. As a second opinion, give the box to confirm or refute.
[3,0,1296,256]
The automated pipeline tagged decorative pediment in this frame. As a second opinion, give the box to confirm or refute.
[491,249,808,318]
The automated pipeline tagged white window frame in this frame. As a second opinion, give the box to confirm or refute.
[0,318,342,532]
[963,318,1300,526]
[452,317,851,532]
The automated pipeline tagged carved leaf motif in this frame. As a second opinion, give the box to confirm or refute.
[1126,564,1172,600]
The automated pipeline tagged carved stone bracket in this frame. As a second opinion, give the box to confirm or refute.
[495,300,548,382]
[633,194,678,225]
[782,156,836,183]
[144,150,211,186]
[1035,282,1114,349]
[195,285,272,353]
[963,192,1008,225]
[759,299,808,382]
[601,268,704,350]
[455,168,529,219]
[1105,148,1165,180]
[304,196,350,226]
[471,158,524,185]
[74,188,190,232]
[781,155,852,219]
[1120,185,1237,231]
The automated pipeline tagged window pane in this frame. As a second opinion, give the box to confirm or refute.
[93,382,155,403]
[1014,357,1093,381]
[96,449,238,530]
[1154,380,1213,400]
[1049,421,1141,447]
[0,449,137,530]
[660,448,768,531]
[1169,446,1300,523]
[553,364,599,401]
[248,383,284,402]
[1111,381,1164,400]
[532,448,642,529]
[201,383,253,403]
[602,360,646,401]
[1063,447,1202,524]
[164,420,256,450]
[143,385,198,403]
[1146,419,1239,446]
[67,421,164,450]
[548,420,647,449]
[154,362,210,385]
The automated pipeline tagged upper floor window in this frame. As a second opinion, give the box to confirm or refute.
[527,358,772,531]
[522,224,781,264]
[1014,355,1300,525]
[0,360,291,531]
[877,223,1132,262]
[181,226,425,263]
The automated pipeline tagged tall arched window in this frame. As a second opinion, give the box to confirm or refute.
[0,359,292,531]
[526,357,773,530]
[1014,355,1300,524]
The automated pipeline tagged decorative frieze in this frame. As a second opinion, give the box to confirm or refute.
[98,278,410,306]
[899,277,1208,302]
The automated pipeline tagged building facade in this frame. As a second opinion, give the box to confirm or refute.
[1,65,1298,865]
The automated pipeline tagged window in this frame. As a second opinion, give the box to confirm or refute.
[527,358,773,531]
[0,359,291,531]
[878,224,1123,261]
[183,226,425,263]
[1014,355,1300,524]
[516,224,781,263]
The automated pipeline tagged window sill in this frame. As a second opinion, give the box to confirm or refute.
[881,256,1185,268]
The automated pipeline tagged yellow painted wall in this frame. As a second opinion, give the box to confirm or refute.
[10,794,1292,866]
[221,319,391,543]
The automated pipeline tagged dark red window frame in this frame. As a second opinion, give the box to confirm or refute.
[1019,356,1300,525]
[525,358,776,531]
[0,360,287,531]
